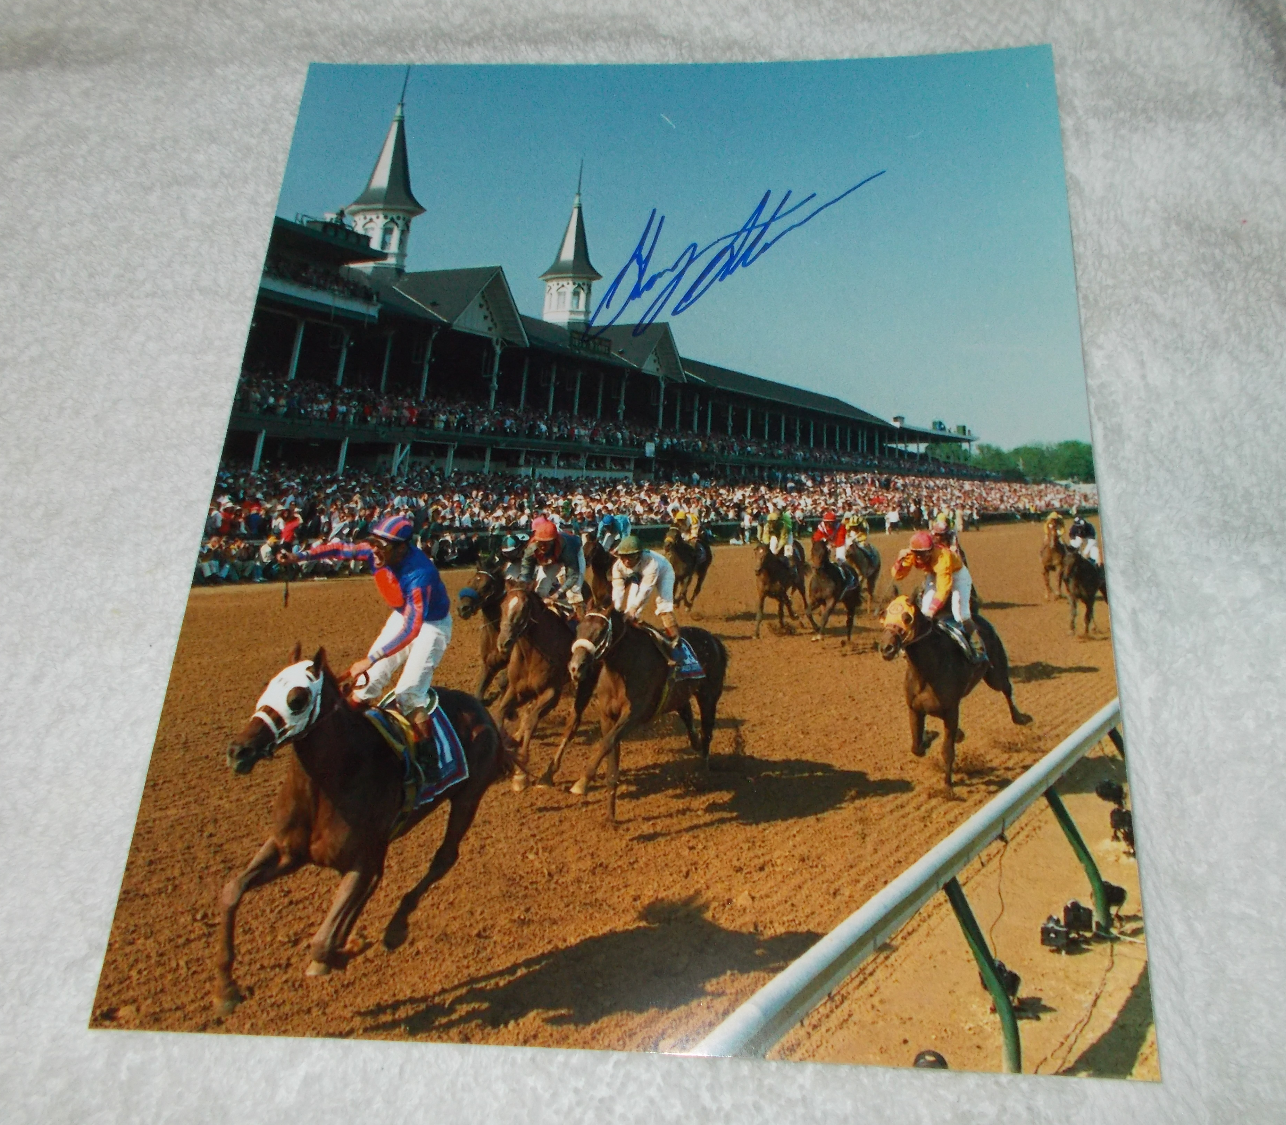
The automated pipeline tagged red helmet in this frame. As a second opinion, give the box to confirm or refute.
[822,510,836,522]
[531,517,558,542]
[910,531,934,552]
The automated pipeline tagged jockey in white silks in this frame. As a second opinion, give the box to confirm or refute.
[610,536,679,645]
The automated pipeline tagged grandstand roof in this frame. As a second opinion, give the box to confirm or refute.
[592,323,684,381]
[270,216,388,266]
[519,316,633,367]
[680,357,885,424]
[540,188,601,282]
[393,267,528,346]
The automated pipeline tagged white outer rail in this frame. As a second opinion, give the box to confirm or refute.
[682,698,1122,1059]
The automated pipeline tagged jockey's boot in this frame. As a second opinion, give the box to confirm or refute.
[963,621,988,664]
[404,702,441,783]
[659,612,681,665]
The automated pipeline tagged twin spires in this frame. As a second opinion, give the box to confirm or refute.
[541,165,601,327]
[344,100,424,274]
[342,97,599,319]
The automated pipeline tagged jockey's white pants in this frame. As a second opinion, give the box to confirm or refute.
[599,531,620,553]
[920,566,974,625]
[1069,536,1101,565]
[769,534,794,556]
[355,612,453,711]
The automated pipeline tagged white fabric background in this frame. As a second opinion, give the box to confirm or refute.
[1,1,1283,1121]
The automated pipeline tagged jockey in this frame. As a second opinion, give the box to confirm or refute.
[291,513,452,744]
[519,516,585,609]
[931,512,965,559]
[610,535,680,648]
[1067,511,1101,565]
[596,511,631,554]
[812,509,846,549]
[1044,511,1065,537]
[892,530,984,660]
[496,533,526,581]
[765,506,794,557]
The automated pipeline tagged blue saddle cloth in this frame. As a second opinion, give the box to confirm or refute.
[673,637,706,680]
[366,704,470,810]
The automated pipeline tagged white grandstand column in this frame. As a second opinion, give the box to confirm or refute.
[548,363,558,414]
[286,319,305,381]
[727,403,733,434]
[706,400,712,434]
[656,378,665,429]
[763,412,769,440]
[795,417,801,444]
[518,356,529,409]
[417,330,437,400]
[488,343,502,410]
[518,449,526,467]
[596,371,604,418]
[573,369,582,415]
[379,332,395,393]
[617,373,629,420]
[745,406,752,438]
[810,419,815,447]
[335,329,351,386]
[847,426,852,452]
[483,446,491,473]
[337,436,349,474]
[780,415,786,442]
[251,430,266,472]
[445,443,456,477]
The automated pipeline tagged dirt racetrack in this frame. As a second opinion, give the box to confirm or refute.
[93,520,1136,1069]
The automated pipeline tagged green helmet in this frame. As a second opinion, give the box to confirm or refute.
[615,535,643,557]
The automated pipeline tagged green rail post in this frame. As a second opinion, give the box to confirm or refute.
[943,876,1021,1074]
[1044,788,1112,934]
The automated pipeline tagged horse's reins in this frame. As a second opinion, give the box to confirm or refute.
[571,609,616,664]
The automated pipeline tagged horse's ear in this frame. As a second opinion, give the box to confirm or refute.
[290,640,302,664]
[311,647,327,674]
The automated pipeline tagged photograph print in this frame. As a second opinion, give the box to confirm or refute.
[92,50,1156,1078]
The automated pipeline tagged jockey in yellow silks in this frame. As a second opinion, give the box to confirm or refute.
[891,530,984,660]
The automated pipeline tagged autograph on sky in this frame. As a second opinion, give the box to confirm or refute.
[589,172,885,336]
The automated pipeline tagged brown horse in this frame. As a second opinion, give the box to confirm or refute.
[566,610,729,821]
[662,527,713,610]
[1061,550,1108,636]
[457,560,509,702]
[491,587,596,788]
[752,540,808,637]
[218,646,509,1011]
[1040,526,1069,601]
[580,530,614,606]
[840,538,882,614]
[806,538,862,645]
[878,597,1031,791]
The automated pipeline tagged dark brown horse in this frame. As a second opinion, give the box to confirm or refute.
[566,610,729,821]
[491,587,596,789]
[806,538,862,645]
[457,560,509,702]
[1061,550,1108,636]
[662,527,713,610]
[1040,525,1069,601]
[878,597,1031,791]
[218,646,509,1011]
[841,538,882,614]
[580,530,614,606]
[752,540,808,638]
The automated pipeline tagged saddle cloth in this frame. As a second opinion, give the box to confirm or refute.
[365,696,470,831]
[835,560,859,596]
[637,623,706,680]
[934,618,986,664]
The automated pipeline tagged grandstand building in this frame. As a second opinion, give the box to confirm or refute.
[227,99,973,481]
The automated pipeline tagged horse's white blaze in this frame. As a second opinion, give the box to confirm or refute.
[570,638,598,655]
[252,660,323,745]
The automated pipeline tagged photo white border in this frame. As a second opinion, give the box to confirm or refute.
[2,2,1284,1122]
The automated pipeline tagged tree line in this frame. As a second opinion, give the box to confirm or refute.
[932,439,1095,483]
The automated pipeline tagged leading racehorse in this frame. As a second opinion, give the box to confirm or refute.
[662,527,713,611]
[567,610,729,821]
[878,597,1031,791]
[217,646,510,1011]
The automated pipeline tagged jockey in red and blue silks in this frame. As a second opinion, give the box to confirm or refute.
[292,514,451,743]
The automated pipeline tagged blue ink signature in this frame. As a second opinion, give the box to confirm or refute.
[589,171,885,336]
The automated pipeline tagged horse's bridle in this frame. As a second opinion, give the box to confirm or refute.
[571,609,616,664]
[250,663,326,751]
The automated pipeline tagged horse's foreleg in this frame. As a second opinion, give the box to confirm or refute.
[541,672,597,786]
[517,684,560,770]
[1085,594,1097,636]
[1068,594,1078,636]
[754,593,766,638]
[910,708,928,757]
[306,865,381,976]
[843,601,856,647]
[676,697,701,755]
[605,741,622,823]
[215,838,300,1012]
[383,786,486,951]
[571,709,632,804]
[689,564,708,608]
[941,707,960,793]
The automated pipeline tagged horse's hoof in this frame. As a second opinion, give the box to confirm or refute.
[511,772,529,793]
[383,914,410,951]
[1013,712,1033,726]
[534,772,557,788]
[912,743,928,758]
[810,635,822,643]
[570,778,588,796]
[955,729,966,742]
[214,988,242,1015]
[305,960,331,977]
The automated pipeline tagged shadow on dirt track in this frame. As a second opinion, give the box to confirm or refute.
[356,895,820,1038]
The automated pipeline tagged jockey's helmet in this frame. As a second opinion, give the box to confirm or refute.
[822,509,836,522]
[531,517,558,542]
[909,530,934,554]
[615,535,642,560]
[499,534,523,560]
[370,514,415,543]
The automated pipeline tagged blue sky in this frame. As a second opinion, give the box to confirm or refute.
[276,52,1090,449]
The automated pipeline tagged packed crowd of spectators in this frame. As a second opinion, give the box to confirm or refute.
[193,458,1095,585]
[262,255,377,303]
[232,372,1001,481]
